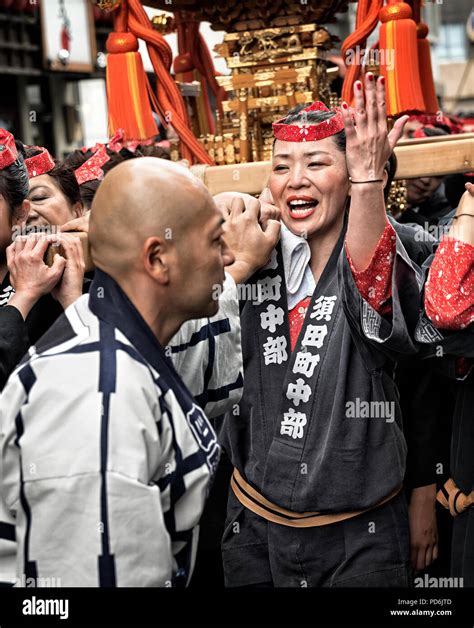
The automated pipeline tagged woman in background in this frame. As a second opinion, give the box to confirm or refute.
[418,182,474,585]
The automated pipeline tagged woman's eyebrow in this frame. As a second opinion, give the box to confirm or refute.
[304,151,331,158]
[273,150,331,159]
[28,185,50,195]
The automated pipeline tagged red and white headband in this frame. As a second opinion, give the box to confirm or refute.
[25,146,55,179]
[272,101,344,142]
[75,145,110,185]
[0,128,19,170]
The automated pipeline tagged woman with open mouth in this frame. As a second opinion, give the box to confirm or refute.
[218,72,432,587]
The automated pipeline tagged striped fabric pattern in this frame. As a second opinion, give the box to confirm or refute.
[0,271,242,587]
[168,275,243,419]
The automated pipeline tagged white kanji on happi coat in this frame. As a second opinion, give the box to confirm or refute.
[263,335,288,365]
[292,351,320,378]
[280,408,307,439]
[253,275,282,304]
[310,295,337,321]
[260,304,285,333]
[286,378,312,406]
[301,324,328,349]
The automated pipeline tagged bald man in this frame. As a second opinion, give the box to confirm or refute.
[0,158,245,587]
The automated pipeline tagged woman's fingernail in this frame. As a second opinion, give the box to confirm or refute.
[342,101,348,110]
[367,73,374,81]
[356,81,362,91]
[380,76,385,85]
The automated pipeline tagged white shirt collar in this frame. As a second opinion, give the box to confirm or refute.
[280,223,315,310]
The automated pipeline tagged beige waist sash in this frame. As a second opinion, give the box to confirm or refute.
[437,478,474,517]
[231,468,402,528]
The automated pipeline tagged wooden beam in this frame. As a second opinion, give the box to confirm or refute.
[395,133,474,179]
[191,133,474,195]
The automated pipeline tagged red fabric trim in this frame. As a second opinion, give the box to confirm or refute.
[425,238,474,330]
[288,296,312,352]
[346,221,396,316]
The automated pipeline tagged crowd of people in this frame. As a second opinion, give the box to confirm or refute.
[0,74,472,588]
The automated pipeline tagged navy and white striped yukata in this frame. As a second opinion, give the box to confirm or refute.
[0,268,242,587]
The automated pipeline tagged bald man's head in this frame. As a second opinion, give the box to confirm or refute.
[89,156,235,337]
[89,157,212,275]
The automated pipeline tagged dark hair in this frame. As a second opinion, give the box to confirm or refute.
[63,148,93,170]
[383,152,397,203]
[0,140,29,219]
[274,103,396,202]
[25,146,81,207]
[408,126,449,139]
[119,147,136,161]
[135,144,171,159]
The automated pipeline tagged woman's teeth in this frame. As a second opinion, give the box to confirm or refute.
[288,200,318,218]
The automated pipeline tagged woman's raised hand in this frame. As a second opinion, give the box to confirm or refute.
[340,72,408,182]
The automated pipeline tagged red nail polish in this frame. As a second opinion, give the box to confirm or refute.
[356,81,362,91]
[380,76,385,85]
[342,102,348,110]
[368,73,374,81]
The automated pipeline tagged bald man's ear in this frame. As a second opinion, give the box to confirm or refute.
[142,236,170,285]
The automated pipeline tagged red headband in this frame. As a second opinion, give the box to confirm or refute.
[408,113,461,134]
[0,128,18,170]
[107,129,125,153]
[272,101,344,142]
[25,146,55,179]
[75,145,110,185]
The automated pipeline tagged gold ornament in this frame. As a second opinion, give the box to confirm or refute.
[94,0,121,12]
[152,14,176,34]
[386,179,408,217]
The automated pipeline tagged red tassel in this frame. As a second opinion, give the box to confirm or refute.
[106,4,157,142]
[417,22,439,115]
[379,0,425,116]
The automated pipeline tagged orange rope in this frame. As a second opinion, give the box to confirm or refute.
[127,0,213,164]
[341,0,383,104]
[174,12,225,135]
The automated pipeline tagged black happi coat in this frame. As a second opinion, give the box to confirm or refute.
[0,273,63,390]
[415,259,474,498]
[0,272,91,390]
[415,254,474,582]
[221,220,425,513]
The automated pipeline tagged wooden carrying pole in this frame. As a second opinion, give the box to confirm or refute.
[190,133,474,195]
